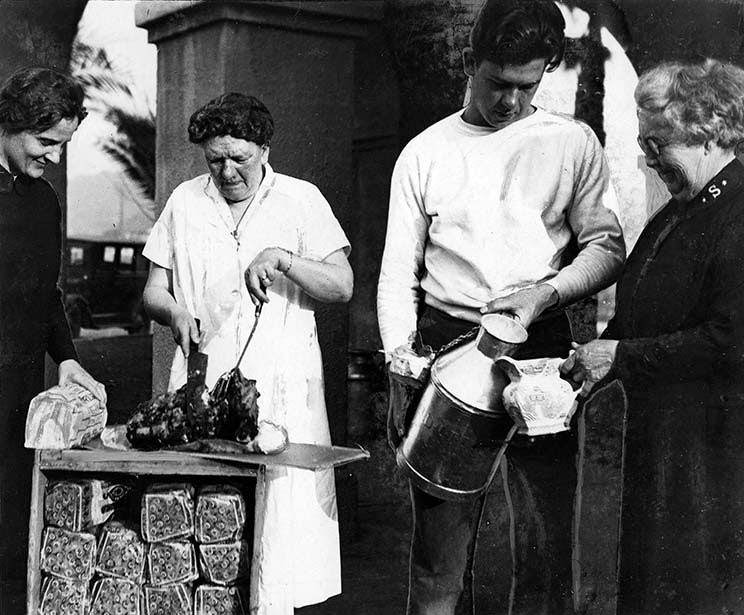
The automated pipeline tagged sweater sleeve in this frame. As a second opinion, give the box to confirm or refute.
[377,146,430,356]
[610,222,744,387]
[546,127,626,304]
[47,199,78,364]
[47,286,78,364]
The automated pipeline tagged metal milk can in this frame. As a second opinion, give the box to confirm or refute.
[396,314,528,501]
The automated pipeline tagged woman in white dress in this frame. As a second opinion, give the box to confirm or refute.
[142,93,353,614]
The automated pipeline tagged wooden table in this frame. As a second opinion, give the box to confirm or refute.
[27,442,369,613]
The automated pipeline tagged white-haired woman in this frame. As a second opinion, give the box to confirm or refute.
[562,59,744,614]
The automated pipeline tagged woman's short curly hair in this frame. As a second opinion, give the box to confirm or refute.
[188,93,274,146]
[0,67,87,134]
[635,59,744,150]
[470,0,565,71]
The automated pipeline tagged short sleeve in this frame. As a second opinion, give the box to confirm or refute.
[142,192,176,269]
[299,184,350,261]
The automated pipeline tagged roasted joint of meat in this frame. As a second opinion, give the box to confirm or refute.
[126,370,260,450]
[210,368,260,443]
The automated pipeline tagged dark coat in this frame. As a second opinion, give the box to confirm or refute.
[0,170,76,368]
[0,167,77,605]
[604,158,744,614]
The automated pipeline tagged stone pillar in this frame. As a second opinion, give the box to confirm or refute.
[136,0,383,445]
[346,21,400,438]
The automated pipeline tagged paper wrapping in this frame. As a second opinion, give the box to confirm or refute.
[387,337,436,449]
[95,521,146,582]
[141,583,193,615]
[249,420,289,454]
[40,526,97,581]
[140,483,194,542]
[195,485,246,544]
[45,480,131,531]
[89,577,141,615]
[146,541,199,586]
[197,540,251,586]
[25,383,107,449]
[389,339,435,382]
[194,585,248,615]
[39,575,88,615]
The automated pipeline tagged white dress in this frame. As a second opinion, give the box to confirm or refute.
[143,164,348,613]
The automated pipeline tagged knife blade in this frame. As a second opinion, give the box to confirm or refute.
[185,318,209,425]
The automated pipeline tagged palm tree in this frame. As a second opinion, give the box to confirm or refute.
[65,40,155,333]
[69,40,157,218]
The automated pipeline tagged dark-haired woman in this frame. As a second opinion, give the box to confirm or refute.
[142,93,352,614]
[0,67,106,612]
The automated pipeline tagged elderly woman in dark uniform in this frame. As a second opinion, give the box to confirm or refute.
[563,59,744,614]
[0,67,106,612]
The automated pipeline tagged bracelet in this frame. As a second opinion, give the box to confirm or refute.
[283,249,294,274]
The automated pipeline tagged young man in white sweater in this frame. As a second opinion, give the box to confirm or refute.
[377,1,625,613]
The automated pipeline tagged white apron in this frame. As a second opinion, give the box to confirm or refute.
[143,164,348,612]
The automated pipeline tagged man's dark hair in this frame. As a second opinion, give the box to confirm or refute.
[0,67,87,134]
[470,0,566,71]
[188,93,274,146]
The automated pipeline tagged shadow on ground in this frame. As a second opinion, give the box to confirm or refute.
[300,437,411,615]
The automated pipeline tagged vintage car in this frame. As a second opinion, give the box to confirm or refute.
[65,239,149,336]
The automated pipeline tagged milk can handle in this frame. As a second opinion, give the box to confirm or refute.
[434,326,480,359]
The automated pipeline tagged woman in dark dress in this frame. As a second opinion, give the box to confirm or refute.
[563,60,744,614]
[0,67,106,613]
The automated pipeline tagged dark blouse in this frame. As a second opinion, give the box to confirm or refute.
[602,158,744,614]
[0,166,78,599]
[605,157,744,407]
[0,166,77,369]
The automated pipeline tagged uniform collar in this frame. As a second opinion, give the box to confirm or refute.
[684,157,744,215]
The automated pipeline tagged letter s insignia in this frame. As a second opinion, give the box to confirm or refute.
[709,185,722,199]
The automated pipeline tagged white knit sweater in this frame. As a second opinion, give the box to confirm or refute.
[377,108,625,354]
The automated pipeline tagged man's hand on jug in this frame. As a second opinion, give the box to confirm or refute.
[481,284,558,329]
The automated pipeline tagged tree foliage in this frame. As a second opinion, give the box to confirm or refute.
[69,40,157,218]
